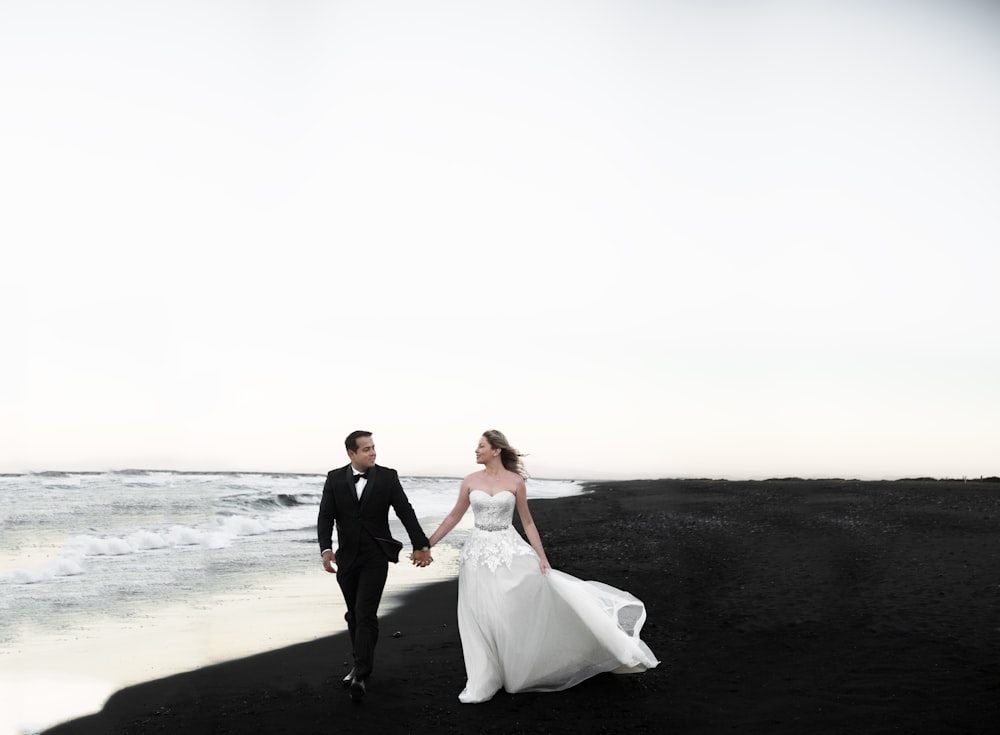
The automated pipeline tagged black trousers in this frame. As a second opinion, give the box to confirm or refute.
[336,549,389,680]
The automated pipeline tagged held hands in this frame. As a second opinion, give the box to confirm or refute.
[410,549,433,568]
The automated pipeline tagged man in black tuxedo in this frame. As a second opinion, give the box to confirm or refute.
[317,430,433,702]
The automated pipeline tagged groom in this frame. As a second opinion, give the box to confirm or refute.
[317,430,433,702]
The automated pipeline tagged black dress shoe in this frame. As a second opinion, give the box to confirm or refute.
[349,677,367,702]
[342,669,356,686]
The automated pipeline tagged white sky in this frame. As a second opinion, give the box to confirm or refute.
[2,0,998,480]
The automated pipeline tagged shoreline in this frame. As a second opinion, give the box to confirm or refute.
[42,478,1000,734]
[2,543,464,735]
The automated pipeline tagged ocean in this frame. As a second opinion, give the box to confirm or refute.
[0,470,584,735]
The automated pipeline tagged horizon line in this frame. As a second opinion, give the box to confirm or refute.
[2,467,998,483]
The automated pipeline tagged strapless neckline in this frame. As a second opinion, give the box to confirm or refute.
[470,489,515,499]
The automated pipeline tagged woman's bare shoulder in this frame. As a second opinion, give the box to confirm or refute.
[459,470,485,491]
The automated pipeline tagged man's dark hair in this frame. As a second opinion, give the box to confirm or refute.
[345,430,373,453]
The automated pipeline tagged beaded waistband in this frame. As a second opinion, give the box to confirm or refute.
[474,522,507,532]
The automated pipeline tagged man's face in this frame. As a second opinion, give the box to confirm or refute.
[348,436,377,470]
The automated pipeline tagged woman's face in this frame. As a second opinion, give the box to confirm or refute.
[474,436,496,465]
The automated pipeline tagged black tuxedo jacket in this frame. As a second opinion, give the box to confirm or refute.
[317,463,429,570]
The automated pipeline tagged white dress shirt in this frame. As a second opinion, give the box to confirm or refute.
[352,466,368,499]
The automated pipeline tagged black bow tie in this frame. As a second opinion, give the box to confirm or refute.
[353,471,369,482]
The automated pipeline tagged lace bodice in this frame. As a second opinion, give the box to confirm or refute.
[461,490,536,572]
[471,489,516,530]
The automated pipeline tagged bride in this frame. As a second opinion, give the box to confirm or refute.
[425,429,659,703]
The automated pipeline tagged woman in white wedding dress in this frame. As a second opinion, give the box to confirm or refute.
[426,430,659,703]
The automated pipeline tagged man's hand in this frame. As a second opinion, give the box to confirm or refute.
[322,550,337,574]
[410,549,433,567]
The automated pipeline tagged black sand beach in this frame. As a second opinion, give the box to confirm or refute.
[45,479,1000,734]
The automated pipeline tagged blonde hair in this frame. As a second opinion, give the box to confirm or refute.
[482,429,527,477]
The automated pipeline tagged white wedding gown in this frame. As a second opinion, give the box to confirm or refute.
[456,490,659,703]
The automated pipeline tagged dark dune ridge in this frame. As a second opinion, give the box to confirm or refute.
[45,479,1000,734]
